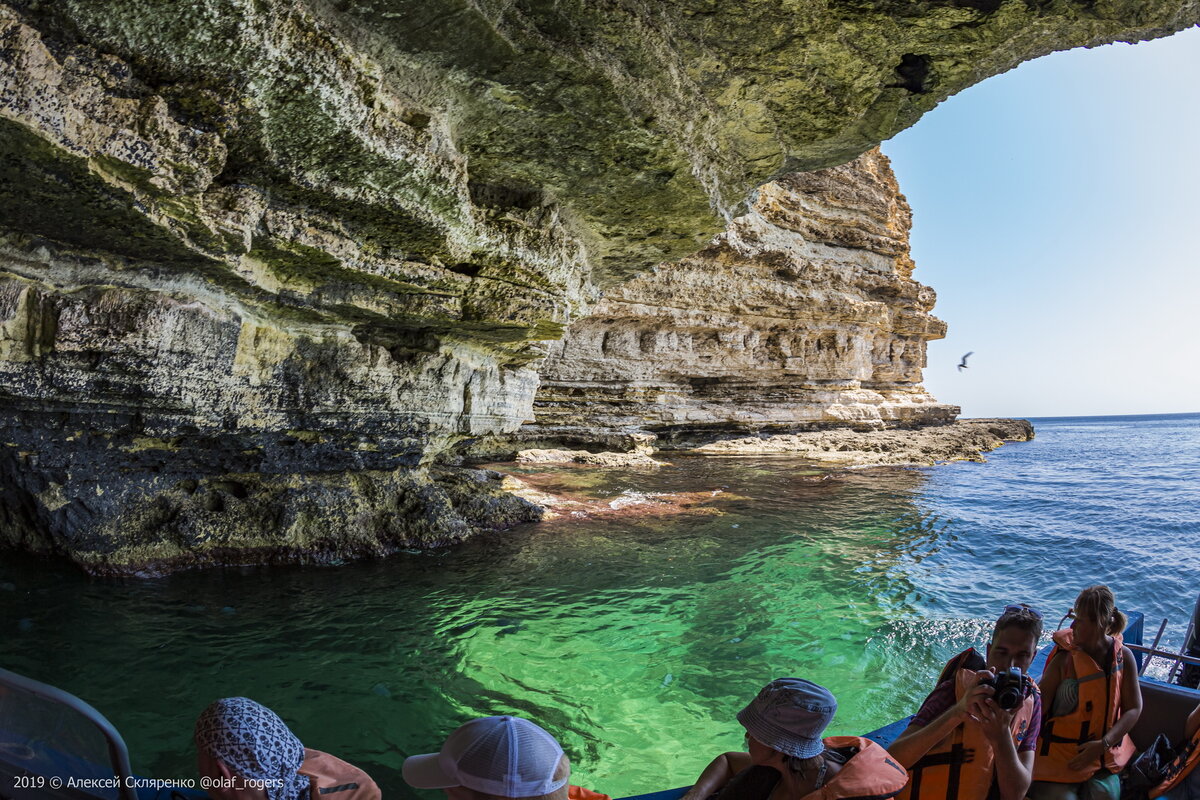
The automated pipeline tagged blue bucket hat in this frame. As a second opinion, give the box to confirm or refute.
[736,678,837,759]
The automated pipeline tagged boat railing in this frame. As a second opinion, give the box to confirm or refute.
[1130,614,1200,684]
[0,666,138,800]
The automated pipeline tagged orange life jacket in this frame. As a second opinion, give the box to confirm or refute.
[797,736,909,800]
[898,649,1039,800]
[1033,630,1135,783]
[1150,726,1200,799]
[299,748,381,800]
[570,786,613,800]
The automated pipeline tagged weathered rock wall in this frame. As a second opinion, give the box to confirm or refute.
[505,150,957,452]
[1,0,1197,572]
[0,5,568,572]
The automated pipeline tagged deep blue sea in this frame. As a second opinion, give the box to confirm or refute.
[1,413,1197,797]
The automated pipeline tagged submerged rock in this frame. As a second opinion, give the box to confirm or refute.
[501,474,728,523]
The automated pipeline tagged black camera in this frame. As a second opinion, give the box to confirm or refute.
[979,667,1030,710]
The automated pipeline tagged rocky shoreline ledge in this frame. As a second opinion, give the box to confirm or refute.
[5,419,1032,577]
[488,418,1035,525]
[685,418,1035,465]
[508,418,1033,469]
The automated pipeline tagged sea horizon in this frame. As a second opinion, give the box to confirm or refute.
[985,410,1200,423]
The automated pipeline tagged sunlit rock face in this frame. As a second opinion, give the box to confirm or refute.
[1,0,1196,571]
[514,150,958,450]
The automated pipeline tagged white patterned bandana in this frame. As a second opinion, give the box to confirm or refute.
[195,697,312,800]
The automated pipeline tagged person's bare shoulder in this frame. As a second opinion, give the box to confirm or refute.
[727,751,753,773]
[1119,646,1141,682]
[1039,648,1066,678]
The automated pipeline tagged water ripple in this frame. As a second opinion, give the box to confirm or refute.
[1,414,1197,798]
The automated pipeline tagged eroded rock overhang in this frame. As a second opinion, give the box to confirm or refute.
[502,150,960,456]
[1,0,1197,572]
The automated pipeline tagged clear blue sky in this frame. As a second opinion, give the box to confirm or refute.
[883,26,1200,419]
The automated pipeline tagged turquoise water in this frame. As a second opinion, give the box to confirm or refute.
[1,413,1198,797]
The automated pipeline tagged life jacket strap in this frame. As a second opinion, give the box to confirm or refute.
[909,744,974,800]
[1039,720,1093,755]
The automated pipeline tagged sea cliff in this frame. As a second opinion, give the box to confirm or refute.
[489,149,958,457]
[1,0,1192,573]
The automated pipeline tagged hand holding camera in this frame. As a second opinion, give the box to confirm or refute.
[953,672,996,722]
[960,667,1033,745]
[977,667,1032,711]
[953,668,1030,730]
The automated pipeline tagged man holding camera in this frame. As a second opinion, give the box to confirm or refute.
[887,605,1044,800]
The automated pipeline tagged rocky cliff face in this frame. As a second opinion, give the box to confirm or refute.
[514,150,956,452]
[1,0,1196,573]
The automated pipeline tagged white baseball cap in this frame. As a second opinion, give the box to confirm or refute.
[403,716,568,797]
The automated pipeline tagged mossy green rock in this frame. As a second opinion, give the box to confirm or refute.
[4,0,1197,283]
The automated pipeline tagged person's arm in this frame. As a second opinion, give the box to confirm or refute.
[680,751,752,800]
[1036,650,1066,723]
[975,700,1033,800]
[1106,645,1143,741]
[1067,645,1143,771]
[1186,702,1200,741]
[888,677,995,769]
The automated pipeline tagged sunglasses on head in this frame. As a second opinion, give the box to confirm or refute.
[1003,603,1043,620]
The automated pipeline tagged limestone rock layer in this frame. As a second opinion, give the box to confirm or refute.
[512,150,957,451]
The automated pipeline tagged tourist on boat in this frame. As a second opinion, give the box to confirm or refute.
[1028,585,1142,800]
[195,697,381,800]
[680,677,908,800]
[403,715,611,800]
[886,603,1044,800]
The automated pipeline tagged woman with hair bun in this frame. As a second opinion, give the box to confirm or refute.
[1029,585,1142,800]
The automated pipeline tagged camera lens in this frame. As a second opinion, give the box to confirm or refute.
[996,687,1022,710]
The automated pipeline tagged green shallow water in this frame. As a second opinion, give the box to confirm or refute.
[0,462,984,797]
[3,415,1198,798]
